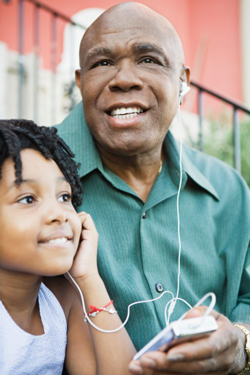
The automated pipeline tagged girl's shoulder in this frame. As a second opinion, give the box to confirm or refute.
[43,276,96,375]
[43,275,80,321]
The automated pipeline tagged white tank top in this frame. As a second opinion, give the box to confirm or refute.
[0,282,67,374]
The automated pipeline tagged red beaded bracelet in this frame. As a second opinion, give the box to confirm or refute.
[87,300,117,318]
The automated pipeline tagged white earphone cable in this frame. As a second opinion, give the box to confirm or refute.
[167,96,184,323]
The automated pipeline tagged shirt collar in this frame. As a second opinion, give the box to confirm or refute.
[164,132,220,201]
[58,102,101,177]
[61,102,219,201]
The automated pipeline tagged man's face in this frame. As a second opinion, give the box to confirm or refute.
[76,7,184,158]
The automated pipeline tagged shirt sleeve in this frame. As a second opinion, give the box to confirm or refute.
[229,237,250,323]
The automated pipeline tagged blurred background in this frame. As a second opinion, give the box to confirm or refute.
[0,0,250,185]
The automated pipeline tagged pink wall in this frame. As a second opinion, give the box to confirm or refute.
[188,0,242,111]
[0,0,242,111]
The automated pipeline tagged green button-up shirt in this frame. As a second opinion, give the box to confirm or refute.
[56,102,250,351]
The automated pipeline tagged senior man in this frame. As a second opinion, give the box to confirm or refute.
[56,2,250,374]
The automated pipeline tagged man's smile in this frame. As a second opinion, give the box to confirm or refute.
[110,106,144,119]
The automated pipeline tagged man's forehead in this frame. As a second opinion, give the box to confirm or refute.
[81,32,183,69]
[85,41,168,60]
[80,3,184,63]
[94,2,170,28]
[84,9,172,43]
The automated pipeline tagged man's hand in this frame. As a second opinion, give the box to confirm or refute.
[128,307,247,374]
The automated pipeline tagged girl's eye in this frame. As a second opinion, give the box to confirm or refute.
[18,196,35,204]
[58,193,72,203]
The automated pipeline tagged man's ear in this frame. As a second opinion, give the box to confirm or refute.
[180,66,191,104]
[181,66,191,86]
[75,69,81,90]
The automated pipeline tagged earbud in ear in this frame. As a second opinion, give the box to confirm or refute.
[180,81,190,97]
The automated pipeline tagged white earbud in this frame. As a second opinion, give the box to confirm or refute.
[180,81,190,97]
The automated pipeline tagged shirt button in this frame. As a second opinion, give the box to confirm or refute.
[142,212,147,219]
[155,283,164,293]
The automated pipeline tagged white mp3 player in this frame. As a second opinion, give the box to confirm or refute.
[133,315,218,361]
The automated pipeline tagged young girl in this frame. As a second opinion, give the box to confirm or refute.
[0,119,136,374]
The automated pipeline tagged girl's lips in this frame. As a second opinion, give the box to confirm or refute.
[47,237,68,244]
[38,236,73,249]
[39,231,72,244]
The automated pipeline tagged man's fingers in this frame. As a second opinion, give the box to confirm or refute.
[137,314,239,374]
[184,306,220,321]
[138,347,235,373]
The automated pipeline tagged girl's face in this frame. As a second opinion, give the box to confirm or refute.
[0,149,82,277]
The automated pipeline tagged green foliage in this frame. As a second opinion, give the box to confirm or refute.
[193,115,250,188]
[240,120,250,188]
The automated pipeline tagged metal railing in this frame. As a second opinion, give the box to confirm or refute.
[191,81,250,174]
[17,0,86,121]
[4,0,250,174]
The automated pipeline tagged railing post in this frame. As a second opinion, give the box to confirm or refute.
[233,107,241,173]
[18,0,25,118]
[51,12,57,124]
[33,4,40,123]
[198,89,203,151]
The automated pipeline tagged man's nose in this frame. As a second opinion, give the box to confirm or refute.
[108,61,143,92]
[44,200,68,224]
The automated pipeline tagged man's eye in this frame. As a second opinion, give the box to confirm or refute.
[58,193,72,203]
[141,57,156,64]
[91,60,112,69]
[18,196,35,204]
[99,60,111,66]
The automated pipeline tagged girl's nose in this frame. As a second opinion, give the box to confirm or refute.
[45,200,68,225]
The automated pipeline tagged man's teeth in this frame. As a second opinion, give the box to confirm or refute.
[48,237,68,244]
[110,107,144,119]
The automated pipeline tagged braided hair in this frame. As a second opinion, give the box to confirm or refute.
[0,119,82,208]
